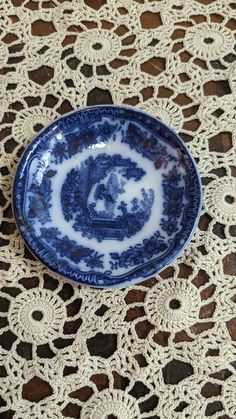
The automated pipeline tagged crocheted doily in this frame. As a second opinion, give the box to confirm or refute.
[0,0,235,418]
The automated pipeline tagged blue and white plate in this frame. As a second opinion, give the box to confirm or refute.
[13,105,201,287]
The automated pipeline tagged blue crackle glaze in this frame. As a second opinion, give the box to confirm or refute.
[13,105,202,287]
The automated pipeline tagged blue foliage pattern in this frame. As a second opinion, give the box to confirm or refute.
[110,232,168,270]
[40,227,104,268]
[160,166,184,236]
[52,120,118,163]
[28,169,56,224]
[123,122,176,169]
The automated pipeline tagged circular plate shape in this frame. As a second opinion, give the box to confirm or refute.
[13,106,202,287]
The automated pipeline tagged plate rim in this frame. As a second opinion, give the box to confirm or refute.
[12,104,202,288]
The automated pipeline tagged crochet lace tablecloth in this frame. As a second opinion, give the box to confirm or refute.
[0,0,236,418]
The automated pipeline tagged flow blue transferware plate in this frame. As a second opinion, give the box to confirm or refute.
[13,105,202,287]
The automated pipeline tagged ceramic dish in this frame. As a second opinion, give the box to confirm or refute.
[13,105,202,287]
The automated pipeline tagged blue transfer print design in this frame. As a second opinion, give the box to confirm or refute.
[110,232,168,270]
[13,105,202,288]
[39,227,104,267]
[53,142,67,164]
[109,165,184,269]
[51,121,119,164]
[160,166,184,236]
[123,122,176,169]
[61,154,154,242]
[67,125,97,158]
[97,121,118,141]
[28,169,56,224]
[160,166,184,237]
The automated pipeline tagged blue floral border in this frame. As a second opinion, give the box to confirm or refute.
[13,105,202,288]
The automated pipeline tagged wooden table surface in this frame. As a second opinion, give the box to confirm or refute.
[0,1,235,418]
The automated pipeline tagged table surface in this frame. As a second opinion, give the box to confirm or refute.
[0,0,235,418]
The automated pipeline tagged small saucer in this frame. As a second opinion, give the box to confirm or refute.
[13,105,201,287]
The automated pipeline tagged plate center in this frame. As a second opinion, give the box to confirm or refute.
[61,153,154,242]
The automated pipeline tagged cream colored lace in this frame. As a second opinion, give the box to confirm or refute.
[0,0,236,418]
